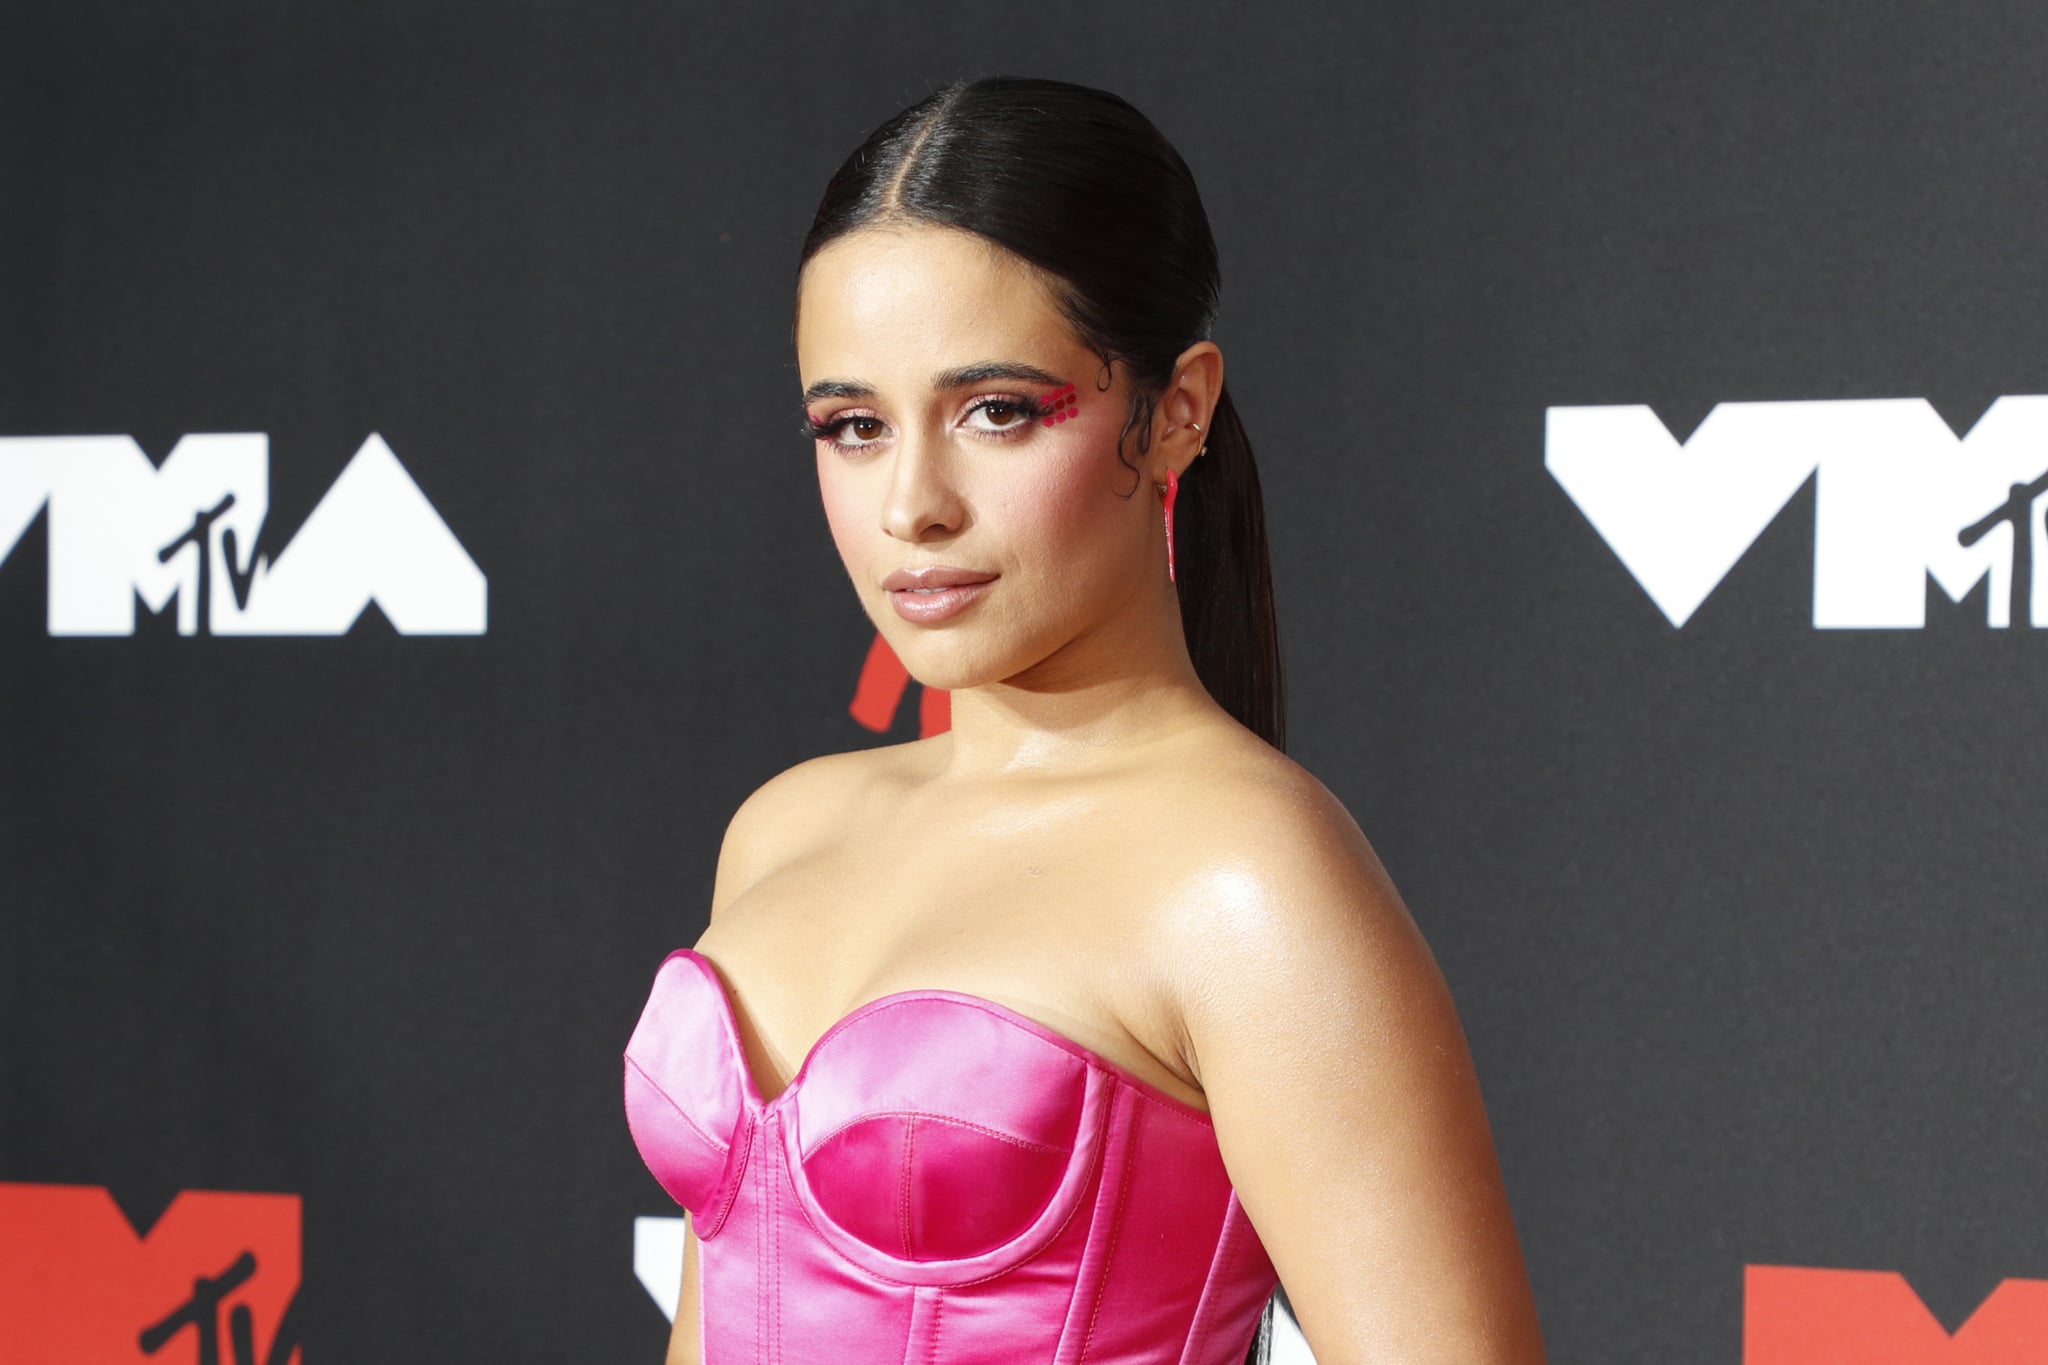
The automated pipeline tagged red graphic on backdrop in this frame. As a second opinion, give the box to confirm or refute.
[1746,1264,2048,1362]
[0,1182,301,1365]
[849,631,950,736]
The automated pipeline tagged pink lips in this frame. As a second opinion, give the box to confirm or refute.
[883,565,997,623]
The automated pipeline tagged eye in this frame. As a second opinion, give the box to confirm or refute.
[807,412,888,450]
[964,395,1054,437]
[805,393,1058,452]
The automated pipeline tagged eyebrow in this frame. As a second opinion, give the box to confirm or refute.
[801,361,1068,405]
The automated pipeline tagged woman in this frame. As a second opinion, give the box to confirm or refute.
[624,76,1547,1364]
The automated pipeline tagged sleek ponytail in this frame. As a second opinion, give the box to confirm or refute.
[1173,382,1284,751]
[796,76,1287,754]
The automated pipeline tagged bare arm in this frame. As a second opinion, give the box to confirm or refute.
[1170,776,1546,1362]
[664,1213,701,1365]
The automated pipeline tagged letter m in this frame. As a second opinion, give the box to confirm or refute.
[0,435,267,635]
[1746,1264,2048,1362]
[0,1181,300,1362]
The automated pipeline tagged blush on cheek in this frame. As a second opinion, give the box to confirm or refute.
[1004,446,1120,561]
[817,461,869,567]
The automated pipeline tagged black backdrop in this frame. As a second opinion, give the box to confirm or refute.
[6,3,2048,1360]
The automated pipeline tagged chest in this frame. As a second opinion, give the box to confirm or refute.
[690,807,1198,1106]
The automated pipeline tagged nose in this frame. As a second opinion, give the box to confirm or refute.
[879,422,965,542]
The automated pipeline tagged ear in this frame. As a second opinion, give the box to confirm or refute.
[1150,341,1225,483]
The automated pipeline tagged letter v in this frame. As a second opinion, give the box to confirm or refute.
[1546,404,1818,627]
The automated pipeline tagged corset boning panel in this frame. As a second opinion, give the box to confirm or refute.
[624,949,1279,1364]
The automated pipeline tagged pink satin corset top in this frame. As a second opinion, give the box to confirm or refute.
[624,948,1278,1364]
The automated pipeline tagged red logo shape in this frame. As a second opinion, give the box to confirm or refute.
[0,1182,301,1365]
[849,631,949,737]
[1745,1264,2048,1362]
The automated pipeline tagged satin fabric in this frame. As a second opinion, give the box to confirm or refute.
[624,948,1278,1364]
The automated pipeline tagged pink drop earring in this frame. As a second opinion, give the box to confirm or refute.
[1162,467,1179,583]
[1158,420,1207,584]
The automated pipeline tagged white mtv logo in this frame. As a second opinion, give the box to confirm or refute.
[0,432,486,636]
[1547,397,2048,628]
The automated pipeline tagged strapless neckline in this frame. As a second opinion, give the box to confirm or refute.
[674,948,1213,1123]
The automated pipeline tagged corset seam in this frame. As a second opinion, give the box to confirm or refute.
[761,1113,774,1365]
[1128,1086,1213,1125]
[799,993,1158,1108]
[756,1124,766,1359]
[625,1054,735,1154]
[899,1285,944,1364]
[772,1068,1117,1290]
[1176,1189,1242,1365]
[899,1114,916,1259]
[916,1079,1112,1288]
[698,1111,754,1241]
[806,1108,1071,1157]
[916,1131,1100,1289]
[1077,1097,1139,1362]
[800,992,1071,1089]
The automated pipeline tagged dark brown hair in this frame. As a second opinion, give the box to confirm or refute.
[796,76,1286,755]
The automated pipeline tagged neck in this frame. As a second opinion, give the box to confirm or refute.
[924,584,1221,782]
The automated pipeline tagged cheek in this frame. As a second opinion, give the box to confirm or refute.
[1008,469,1101,545]
[996,442,1134,570]
[816,452,867,562]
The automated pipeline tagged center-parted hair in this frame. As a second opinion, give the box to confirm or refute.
[795,76,1287,755]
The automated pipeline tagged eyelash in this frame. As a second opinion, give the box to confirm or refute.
[802,394,1058,451]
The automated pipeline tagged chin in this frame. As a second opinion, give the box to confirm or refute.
[894,652,995,695]
[879,632,1013,694]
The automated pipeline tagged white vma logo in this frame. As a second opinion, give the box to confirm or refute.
[1546,397,2048,628]
[0,432,486,636]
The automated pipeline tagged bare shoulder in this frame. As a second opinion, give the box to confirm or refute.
[1139,730,1455,1098]
[1149,735,1414,982]
[1152,735,1546,1360]
[707,739,927,919]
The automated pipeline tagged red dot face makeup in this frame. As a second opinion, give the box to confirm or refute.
[1040,383,1080,426]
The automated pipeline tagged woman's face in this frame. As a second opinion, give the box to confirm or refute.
[795,224,1168,694]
